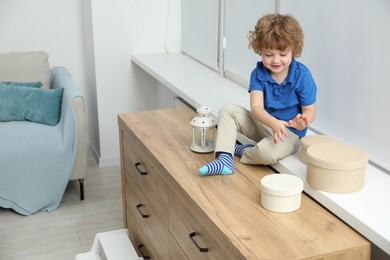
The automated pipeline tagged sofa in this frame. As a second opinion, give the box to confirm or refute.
[0,51,87,215]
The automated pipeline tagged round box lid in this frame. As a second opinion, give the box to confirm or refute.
[307,143,368,170]
[300,135,339,150]
[260,174,303,197]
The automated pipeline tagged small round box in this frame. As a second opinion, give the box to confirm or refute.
[260,174,304,213]
[306,143,368,193]
[300,135,339,164]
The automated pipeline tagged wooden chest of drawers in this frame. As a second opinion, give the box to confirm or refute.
[118,107,370,259]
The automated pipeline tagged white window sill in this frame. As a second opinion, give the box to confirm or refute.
[132,52,390,255]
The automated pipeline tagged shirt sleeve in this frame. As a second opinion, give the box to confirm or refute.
[248,68,263,92]
[297,71,317,106]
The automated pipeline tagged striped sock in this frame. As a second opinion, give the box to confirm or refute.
[198,153,234,176]
[234,144,254,157]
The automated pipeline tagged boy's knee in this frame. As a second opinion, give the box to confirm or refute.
[220,103,240,113]
[219,103,244,118]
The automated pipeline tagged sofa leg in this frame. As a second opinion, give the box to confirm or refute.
[79,179,85,200]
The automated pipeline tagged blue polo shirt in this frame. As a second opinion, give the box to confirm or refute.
[248,58,317,138]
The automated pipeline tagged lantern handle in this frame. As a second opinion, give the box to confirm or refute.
[196,106,211,117]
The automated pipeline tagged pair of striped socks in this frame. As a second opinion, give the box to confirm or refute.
[198,144,254,176]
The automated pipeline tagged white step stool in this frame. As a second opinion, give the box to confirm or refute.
[75,229,143,260]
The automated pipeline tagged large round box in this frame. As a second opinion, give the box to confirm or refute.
[306,143,368,193]
[260,174,304,213]
[300,135,339,164]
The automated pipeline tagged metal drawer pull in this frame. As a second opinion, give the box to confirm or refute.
[136,204,149,218]
[135,162,147,175]
[189,232,208,252]
[138,244,151,259]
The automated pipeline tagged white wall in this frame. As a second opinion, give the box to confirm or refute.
[0,0,181,167]
[0,0,88,110]
[84,0,181,166]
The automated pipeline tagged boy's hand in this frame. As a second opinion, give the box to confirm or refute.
[288,113,310,131]
[271,120,289,144]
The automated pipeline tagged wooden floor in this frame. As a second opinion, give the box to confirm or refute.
[0,154,124,260]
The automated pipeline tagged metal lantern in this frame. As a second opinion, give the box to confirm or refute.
[191,106,217,153]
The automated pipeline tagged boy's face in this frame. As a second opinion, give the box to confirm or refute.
[261,48,293,78]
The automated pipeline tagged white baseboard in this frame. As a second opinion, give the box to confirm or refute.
[98,156,120,168]
[88,144,120,168]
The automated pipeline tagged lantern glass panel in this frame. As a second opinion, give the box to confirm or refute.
[191,126,215,153]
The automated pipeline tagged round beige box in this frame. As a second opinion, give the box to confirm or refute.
[300,135,339,164]
[306,143,368,193]
[260,174,304,213]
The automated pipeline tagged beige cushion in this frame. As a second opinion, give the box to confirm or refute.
[0,51,51,89]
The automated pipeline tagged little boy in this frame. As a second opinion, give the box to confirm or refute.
[199,13,317,175]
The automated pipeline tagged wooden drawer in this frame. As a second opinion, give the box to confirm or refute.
[123,129,169,227]
[169,187,244,260]
[125,171,169,259]
[126,208,158,260]
[169,233,189,259]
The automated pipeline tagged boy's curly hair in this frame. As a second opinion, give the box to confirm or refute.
[248,14,304,57]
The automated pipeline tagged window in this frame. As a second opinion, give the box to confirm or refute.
[181,0,220,70]
[182,0,390,171]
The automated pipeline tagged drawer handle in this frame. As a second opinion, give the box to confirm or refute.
[138,244,151,259]
[136,204,149,218]
[135,162,148,175]
[189,232,208,253]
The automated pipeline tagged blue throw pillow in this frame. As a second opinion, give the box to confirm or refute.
[0,83,64,126]
[0,81,43,88]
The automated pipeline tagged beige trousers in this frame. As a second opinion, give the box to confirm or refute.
[215,103,300,165]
